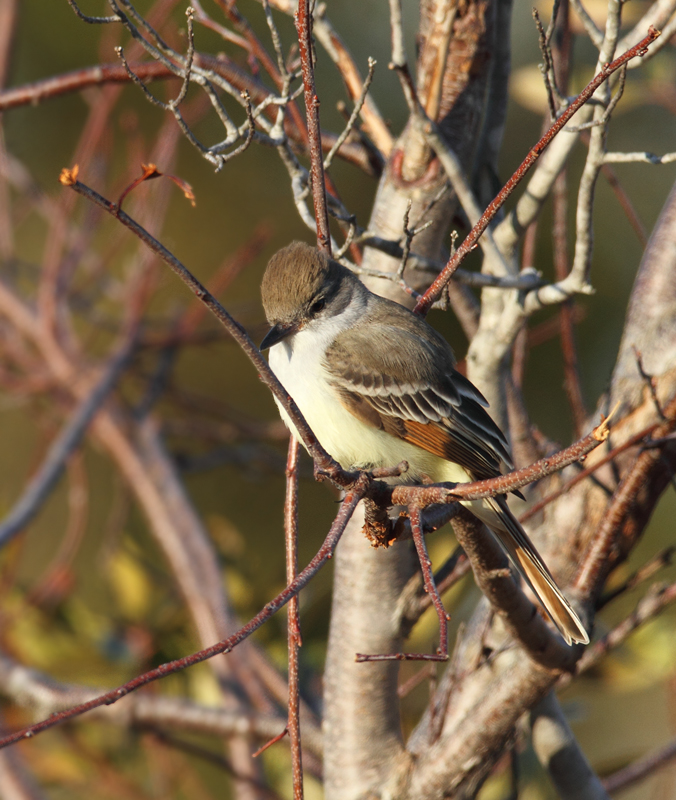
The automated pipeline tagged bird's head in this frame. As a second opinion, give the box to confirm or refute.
[260,241,359,349]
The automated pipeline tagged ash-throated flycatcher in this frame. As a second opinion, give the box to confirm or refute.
[260,241,589,645]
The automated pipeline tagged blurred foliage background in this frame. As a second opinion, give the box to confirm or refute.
[0,0,675,798]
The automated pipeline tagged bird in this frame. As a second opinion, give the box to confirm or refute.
[260,241,589,646]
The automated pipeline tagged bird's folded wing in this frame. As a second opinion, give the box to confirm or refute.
[324,318,512,481]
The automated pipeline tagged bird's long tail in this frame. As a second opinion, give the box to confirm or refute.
[466,497,589,645]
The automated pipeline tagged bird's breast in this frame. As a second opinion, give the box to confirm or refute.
[268,334,471,484]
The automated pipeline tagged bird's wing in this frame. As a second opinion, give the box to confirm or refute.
[323,305,513,481]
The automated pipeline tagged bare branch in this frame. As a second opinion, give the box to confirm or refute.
[532,7,564,120]
[169,6,196,109]
[386,413,610,508]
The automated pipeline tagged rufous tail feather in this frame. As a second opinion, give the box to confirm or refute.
[470,497,589,646]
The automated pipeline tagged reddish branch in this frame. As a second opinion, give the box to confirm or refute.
[295,0,332,254]
[413,27,661,316]
[520,419,662,523]
[407,506,450,659]
[284,437,304,799]
[0,474,368,751]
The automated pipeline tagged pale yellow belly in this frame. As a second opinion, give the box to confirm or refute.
[269,343,470,485]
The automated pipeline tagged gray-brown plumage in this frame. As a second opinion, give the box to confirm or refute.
[261,242,589,645]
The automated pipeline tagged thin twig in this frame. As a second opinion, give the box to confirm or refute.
[169,7,196,109]
[357,507,451,662]
[533,8,561,120]
[410,506,450,660]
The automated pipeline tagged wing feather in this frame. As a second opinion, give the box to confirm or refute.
[324,301,513,481]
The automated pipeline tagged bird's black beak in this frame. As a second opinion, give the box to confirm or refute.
[260,321,298,350]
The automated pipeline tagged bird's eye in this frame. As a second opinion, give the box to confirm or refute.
[310,298,326,315]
